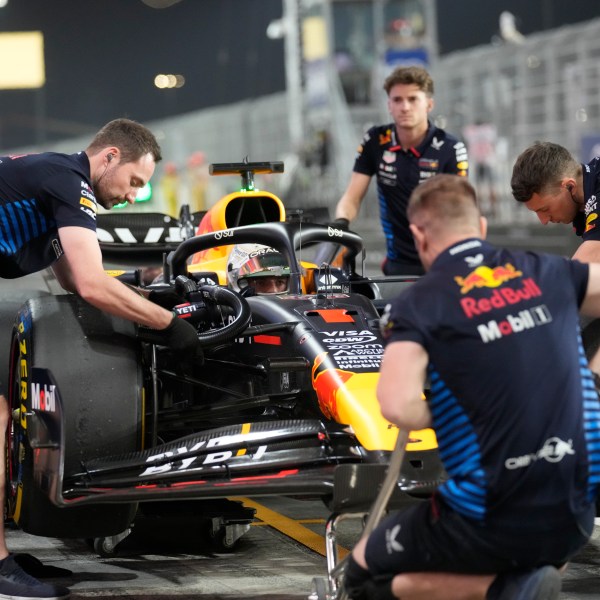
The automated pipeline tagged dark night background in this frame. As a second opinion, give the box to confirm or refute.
[0,0,597,149]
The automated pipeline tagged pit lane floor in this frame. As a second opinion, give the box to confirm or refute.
[5,497,600,599]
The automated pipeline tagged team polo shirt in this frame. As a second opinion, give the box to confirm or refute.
[573,157,600,240]
[0,151,97,278]
[382,238,599,530]
[353,122,468,265]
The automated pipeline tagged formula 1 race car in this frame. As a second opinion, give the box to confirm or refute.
[6,161,445,562]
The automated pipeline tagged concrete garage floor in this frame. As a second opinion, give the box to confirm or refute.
[3,497,600,599]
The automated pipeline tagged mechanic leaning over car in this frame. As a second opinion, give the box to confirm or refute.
[331,66,469,276]
[345,174,600,600]
[511,141,600,376]
[0,118,202,600]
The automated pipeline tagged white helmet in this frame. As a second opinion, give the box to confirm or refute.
[227,244,290,294]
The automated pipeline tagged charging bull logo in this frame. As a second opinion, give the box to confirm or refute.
[454,264,522,294]
[311,352,352,420]
[585,213,598,233]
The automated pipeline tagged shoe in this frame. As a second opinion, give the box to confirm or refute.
[12,555,72,579]
[490,565,561,600]
[0,555,70,599]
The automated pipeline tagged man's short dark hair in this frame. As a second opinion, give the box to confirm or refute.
[511,141,578,203]
[383,66,434,96]
[87,118,162,164]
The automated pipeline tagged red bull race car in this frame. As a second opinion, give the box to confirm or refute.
[6,161,445,562]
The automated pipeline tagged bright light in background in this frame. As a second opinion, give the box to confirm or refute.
[154,74,185,89]
[0,31,45,89]
[113,182,153,209]
[0,0,9,7]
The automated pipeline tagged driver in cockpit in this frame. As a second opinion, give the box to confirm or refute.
[227,243,290,296]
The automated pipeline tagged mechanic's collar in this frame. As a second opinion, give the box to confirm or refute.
[430,237,487,271]
[387,121,435,157]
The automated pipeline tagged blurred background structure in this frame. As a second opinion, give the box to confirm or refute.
[0,0,596,250]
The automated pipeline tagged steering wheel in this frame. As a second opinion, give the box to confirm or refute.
[191,284,252,347]
[140,278,252,348]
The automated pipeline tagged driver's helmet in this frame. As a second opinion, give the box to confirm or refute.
[227,243,290,295]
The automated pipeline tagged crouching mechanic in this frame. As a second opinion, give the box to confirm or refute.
[0,118,202,600]
[227,244,290,295]
[345,174,600,600]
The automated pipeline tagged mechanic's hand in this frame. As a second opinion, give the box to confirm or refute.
[163,317,204,357]
[148,287,186,309]
[328,217,350,231]
[139,317,204,362]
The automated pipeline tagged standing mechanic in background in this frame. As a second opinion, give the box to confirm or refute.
[331,66,469,276]
[0,118,202,600]
[345,174,600,600]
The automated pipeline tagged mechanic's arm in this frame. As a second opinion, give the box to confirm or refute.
[334,172,371,223]
[572,240,600,264]
[54,226,172,329]
[377,340,431,430]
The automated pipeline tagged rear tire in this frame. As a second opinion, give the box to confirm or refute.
[8,295,141,538]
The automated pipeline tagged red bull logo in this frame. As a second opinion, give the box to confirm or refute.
[585,213,597,233]
[454,264,522,294]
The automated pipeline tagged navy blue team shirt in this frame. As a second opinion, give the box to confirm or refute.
[353,122,468,265]
[573,156,600,240]
[382,238,600,531]
[0,152,97,278]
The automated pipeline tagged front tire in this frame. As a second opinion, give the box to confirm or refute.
[7,295,142,538]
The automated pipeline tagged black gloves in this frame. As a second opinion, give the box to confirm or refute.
[148,287,186,309]
[138,316,204,361]
[328,217,350,231]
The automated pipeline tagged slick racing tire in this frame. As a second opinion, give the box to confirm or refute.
[7,295,141,538]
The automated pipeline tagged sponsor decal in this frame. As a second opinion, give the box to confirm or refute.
[585,196,597,216]
[460,278,542,318]
[140,433,268,477]
[457,160,469,170]
[454,141,468,161]
[477,304,552,343]
[385,524,404,554]
[431,137,444,150]
[80,188,95,201]
[214,229,234,240]
[79,197,96,212]
[80,207,96,220]
[96,226,184,244]
[464,253,484,267]
[322,330,377,345]
[585,213,597,233]
[18,321,28,429]
[81,180,92,191]
[383,151,396,163]
[418,158,439,170]
[327,226,344,238]
[51,238,63,259]
[449,240,482,256]
[379,130,392,145]
[505,437,574,470]
[455,263,523,294]
[31,382,56,412]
